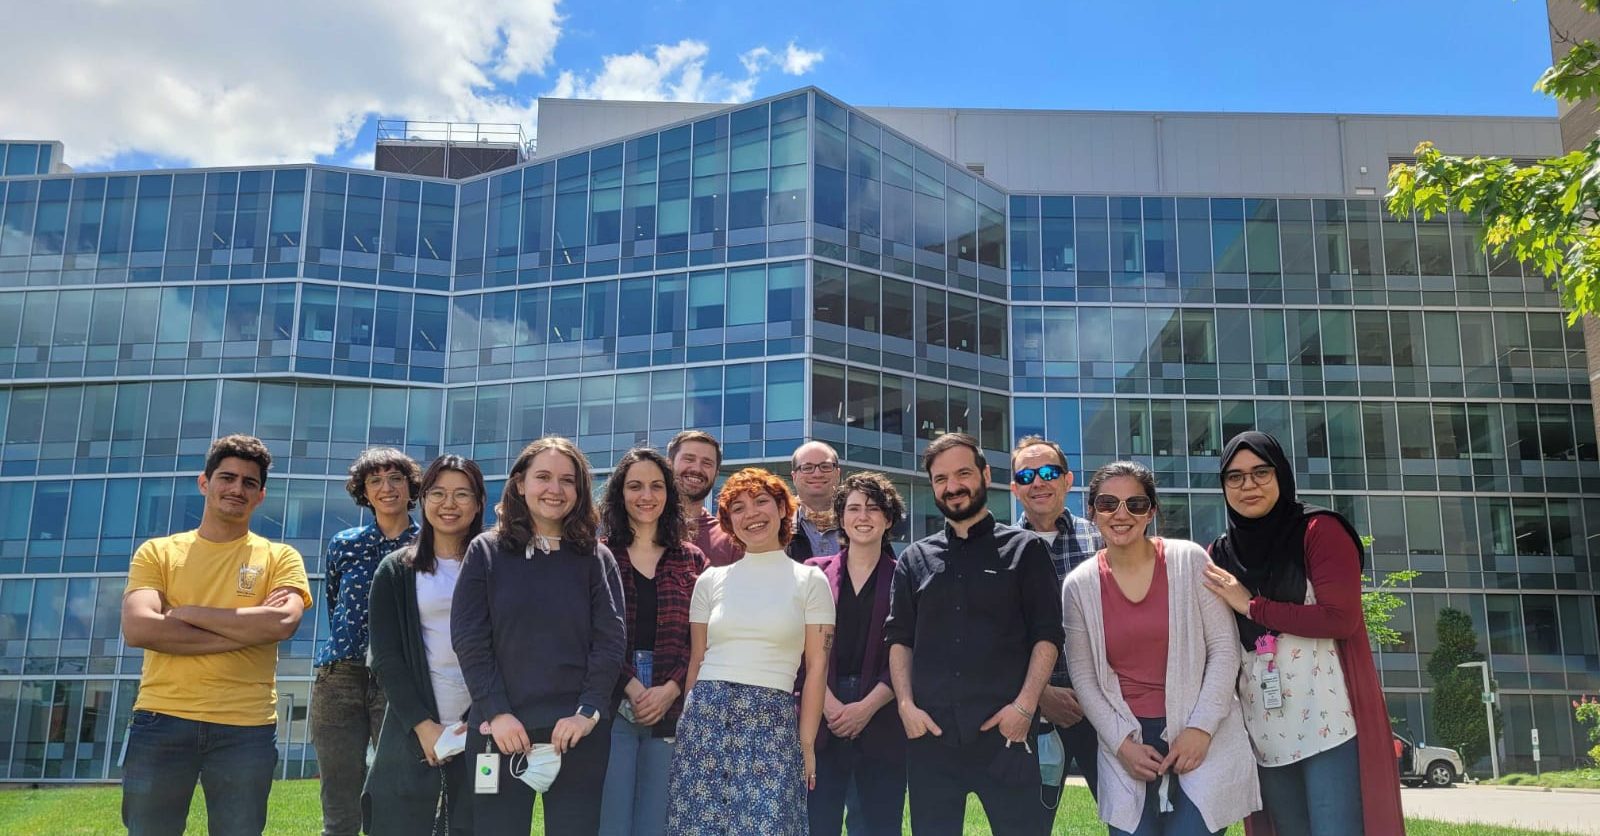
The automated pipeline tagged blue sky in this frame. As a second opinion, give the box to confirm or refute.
[1,0,1560,172]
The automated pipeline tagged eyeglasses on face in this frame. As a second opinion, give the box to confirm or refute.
[423,489,476,506]
[794,462,838,475]
[365,473,409,490]
[1090,494,1154,516]
[1012,464,1065,486]
[1221,465,1277,490]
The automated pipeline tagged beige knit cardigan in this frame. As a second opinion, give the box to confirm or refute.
[1062,538,1261,833]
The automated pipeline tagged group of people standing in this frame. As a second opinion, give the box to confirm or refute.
[118,423,1406,836]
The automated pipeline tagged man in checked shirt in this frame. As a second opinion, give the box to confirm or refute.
[1011,435,1103,824]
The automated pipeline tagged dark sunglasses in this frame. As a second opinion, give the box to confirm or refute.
[1091,494,1154,516]
[1012,464,1065,486]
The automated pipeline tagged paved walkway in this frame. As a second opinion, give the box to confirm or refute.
[1402,784,1600,834]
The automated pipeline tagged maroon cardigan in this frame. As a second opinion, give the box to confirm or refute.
[803,548,906,763]
[607,540,707,735]
[1241,519,1405,836]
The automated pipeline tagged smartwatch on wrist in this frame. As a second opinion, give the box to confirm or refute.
[577,704,601,725]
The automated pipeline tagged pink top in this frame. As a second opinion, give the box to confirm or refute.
[1100,539,1169,719]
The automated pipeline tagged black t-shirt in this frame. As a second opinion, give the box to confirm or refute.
[833,567,876,680]
[633,568,658,653]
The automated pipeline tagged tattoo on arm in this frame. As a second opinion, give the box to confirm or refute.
[821,626,835,654]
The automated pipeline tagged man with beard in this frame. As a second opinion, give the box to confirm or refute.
[668,430,742,566]
[785,440,843,562]
[885,433,1062,835]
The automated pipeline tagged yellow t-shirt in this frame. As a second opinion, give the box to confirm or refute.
[125,530,313,726]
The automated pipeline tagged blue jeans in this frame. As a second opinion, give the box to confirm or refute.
[1109,717,1220,836]
[598,714,675,836]
[121,711,278,836]
[1256,738,1363,836]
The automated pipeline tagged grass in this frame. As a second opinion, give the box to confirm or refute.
[0,779,1577,835]
[1489,768,1600,790]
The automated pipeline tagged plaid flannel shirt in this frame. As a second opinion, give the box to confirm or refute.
[1021,509,1102,688]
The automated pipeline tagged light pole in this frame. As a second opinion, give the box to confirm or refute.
[1459,660,1500,780]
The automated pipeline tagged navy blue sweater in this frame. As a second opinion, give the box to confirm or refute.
[450,530,626,731]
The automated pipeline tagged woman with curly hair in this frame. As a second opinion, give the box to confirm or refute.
[666,468,835,836]
[450,436,626,835]
[804,471,908,836]
[596,448,707,836]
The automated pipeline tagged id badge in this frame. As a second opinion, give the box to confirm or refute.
[475,752,500,794]
[1260,667,1283,711]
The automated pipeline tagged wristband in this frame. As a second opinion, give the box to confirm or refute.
[1011,702,1032,719]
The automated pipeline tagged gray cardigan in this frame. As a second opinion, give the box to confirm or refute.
[1062,538,1260,833]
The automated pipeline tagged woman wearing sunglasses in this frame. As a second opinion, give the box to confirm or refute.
[1062,461,1258,835]
[1201,432,1403,836]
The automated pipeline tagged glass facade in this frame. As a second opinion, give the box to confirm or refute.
[0,89,1593,780]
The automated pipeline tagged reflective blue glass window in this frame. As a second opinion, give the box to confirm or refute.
[1,180,38,257]
[554,153,589,270]
[657,126,691,253]
[343,174,383,258]
[269,169,306,249]
[691,116,728,248]
[97,177,136,260]
[381,177,420,260]
[65,178,105,256]
[728,104,768,234]
[4,143,39,175]
[233,171,270,255]
[487,170,522,263]
[521,163,554,265]
[419,182,455,274]
[588,144,622,252]
[455,177,487,280]
[200,172,238,255]
[32,179,71,256]
[687,366,722,428]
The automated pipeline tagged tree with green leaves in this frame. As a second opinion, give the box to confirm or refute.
[1363,568,1419,649]
[1388,0,1600,319]
[1427,607,1502,768]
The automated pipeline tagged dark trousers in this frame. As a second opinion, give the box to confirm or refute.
[121,711,277,836]
[905,732,1048,836]
[310,660,387,836]
[1109,717,1218,836]
[467,720,612,835]
[808,740,906,836]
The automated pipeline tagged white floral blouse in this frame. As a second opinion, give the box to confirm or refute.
[1238,583,1357,766]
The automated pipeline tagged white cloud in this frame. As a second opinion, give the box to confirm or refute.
[780,42,824,76]
[0,0,562,167]
[548,38,824,104]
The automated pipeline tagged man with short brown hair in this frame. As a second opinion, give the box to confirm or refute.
[667,430,742,566]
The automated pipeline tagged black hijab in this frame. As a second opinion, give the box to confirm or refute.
[1209,431,1366,649]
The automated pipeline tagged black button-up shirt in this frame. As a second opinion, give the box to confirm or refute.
[884,513,1064,745]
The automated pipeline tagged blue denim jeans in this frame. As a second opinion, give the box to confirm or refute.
[598,714,675,836]
[1109,717,1220,836]
[1256,737,1364,836]
[121,711,278,836]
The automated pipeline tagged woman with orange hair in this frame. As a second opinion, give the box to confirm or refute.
[666,468,835,835]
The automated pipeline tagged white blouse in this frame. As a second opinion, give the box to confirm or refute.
[1237,582,1356,766]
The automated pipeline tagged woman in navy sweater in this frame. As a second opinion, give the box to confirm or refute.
[451,436,626,835]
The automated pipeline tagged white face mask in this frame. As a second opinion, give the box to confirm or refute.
[509,744,562,793]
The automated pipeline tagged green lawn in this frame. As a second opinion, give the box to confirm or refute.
[1489,768,1600,790]
[0,779,1576,835]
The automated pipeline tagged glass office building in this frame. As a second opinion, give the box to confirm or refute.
[0,88,1593,781]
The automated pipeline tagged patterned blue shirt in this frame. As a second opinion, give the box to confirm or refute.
[315,518,418,667]
[1021,509,1102,687]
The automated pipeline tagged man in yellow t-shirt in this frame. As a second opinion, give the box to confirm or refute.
[120,434,312,836]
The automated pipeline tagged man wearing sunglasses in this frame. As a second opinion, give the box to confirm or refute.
[1010,436,1103,826]
[786,440,844,562]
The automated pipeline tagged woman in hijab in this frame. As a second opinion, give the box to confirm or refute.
[1201,431,1404,836]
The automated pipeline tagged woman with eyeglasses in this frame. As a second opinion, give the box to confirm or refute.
[1201,432,1403,836]
[1062,461,1258,835]
[452,437,626,835]
[363,454,487,835]
[596,448,706,836]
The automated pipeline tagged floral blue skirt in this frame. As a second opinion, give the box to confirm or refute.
[666,680,807,835]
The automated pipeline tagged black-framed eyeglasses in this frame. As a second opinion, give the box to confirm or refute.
[794,462,839,475]
[1012,464,1065,486]
[1221,465,1277,490]
[1091,494,1154,516]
